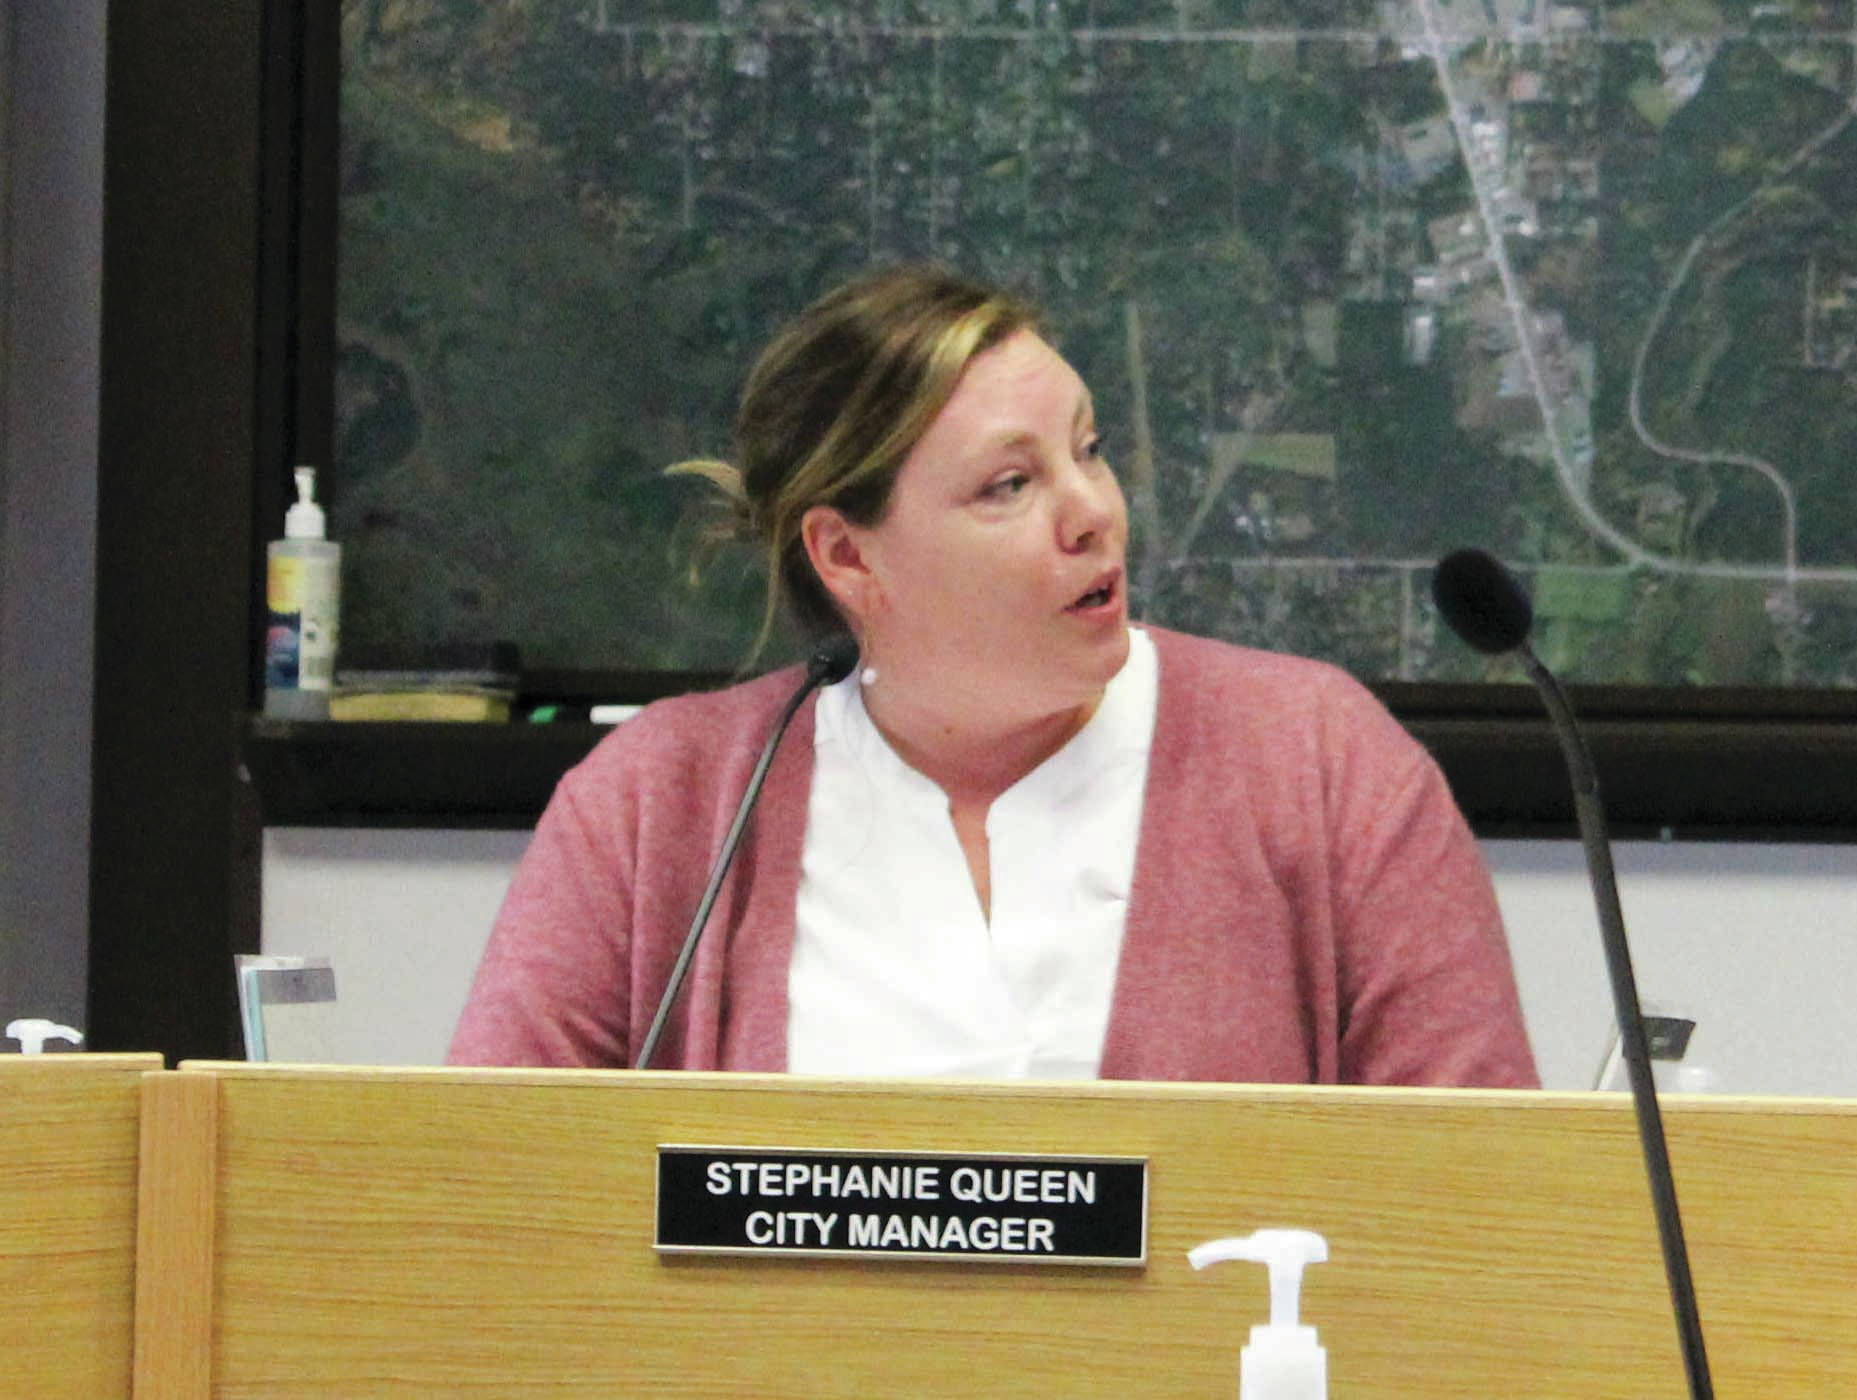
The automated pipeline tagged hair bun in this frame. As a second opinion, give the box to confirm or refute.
[665,457,755,539]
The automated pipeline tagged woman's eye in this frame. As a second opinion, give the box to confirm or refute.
[980,473,1030,500]
[1080,436,1104,460]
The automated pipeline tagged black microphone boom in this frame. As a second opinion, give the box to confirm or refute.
[1432,549,1713,1400]
[633,634,859,1070]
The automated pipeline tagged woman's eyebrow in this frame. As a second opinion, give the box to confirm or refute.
[966,388,1095,456]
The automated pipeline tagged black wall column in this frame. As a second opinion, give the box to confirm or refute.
[90,1,324,1059]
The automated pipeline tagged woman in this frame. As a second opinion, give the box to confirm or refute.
[450,264,1537,1086]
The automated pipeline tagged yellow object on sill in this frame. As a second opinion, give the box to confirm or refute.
[328,689,512,722]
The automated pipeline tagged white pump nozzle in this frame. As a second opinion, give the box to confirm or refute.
[285,465,326,540]
[1190,1227,1328,1327]
[5,1018,85,1054]
[1190,1228,1329,1400]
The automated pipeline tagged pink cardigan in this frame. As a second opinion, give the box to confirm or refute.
[450,628,1538,1087]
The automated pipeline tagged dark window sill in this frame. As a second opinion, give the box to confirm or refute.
[242,717,606,829]
[242,693,1857,841]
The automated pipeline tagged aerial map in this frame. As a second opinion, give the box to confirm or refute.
[335,0,1857,687]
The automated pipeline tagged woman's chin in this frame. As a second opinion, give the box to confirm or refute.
[1081,618,1132,678]
[1039,625,1132,719]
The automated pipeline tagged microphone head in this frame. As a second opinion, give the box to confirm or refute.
[1432,548,1534,655]
[807,633,861,685]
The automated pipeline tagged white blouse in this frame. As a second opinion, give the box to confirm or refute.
[786,628,1158,1079]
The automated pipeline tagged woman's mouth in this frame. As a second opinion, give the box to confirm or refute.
[1067,572,1120,613]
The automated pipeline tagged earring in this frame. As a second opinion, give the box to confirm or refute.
[859,666,879,687]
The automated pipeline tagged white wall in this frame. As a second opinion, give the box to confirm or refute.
[1488,841,1857,1096]
[263,830,1857,1094]
[261,828,523,1066]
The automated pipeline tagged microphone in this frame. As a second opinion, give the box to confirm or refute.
[1431,547,1535,655]
[1433,549,1713,1400]
[634,633,859,1070]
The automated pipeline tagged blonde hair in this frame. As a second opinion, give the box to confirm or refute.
[670,264,1036,655]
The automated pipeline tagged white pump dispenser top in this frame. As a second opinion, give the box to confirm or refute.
[284,465,326,540]
[1189,1228,1329,1400]
[5,1018,85,1054]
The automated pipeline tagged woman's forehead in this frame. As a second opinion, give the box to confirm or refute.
[938,330,1091,431]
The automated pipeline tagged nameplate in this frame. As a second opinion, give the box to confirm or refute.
[655,1145,1148,1266]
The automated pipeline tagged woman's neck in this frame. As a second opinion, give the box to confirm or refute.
[860,685,1102,809]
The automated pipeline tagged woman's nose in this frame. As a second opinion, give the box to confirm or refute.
[1058,461,1124,553]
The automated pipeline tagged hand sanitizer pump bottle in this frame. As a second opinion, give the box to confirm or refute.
[263,466,342,720]
[1189,1228,1329,1400]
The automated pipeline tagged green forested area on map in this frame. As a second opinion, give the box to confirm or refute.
[332,1,1857,687]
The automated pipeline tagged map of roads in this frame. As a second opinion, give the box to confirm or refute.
[334,1,1857,688]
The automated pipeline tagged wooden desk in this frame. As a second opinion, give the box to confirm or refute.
[132,1066,1857,1398]
[0,1053,160,1400]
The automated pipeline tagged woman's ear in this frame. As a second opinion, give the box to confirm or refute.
[801,505,879,625]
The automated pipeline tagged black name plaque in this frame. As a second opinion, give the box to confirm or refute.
[656,1146,1148,1266]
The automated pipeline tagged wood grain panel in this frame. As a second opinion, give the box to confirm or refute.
[134,1069,219,1400]
[0,1054,159,1400]
[169,1066,1857,1398]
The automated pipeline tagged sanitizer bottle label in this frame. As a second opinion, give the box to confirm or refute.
[265,554,340,691]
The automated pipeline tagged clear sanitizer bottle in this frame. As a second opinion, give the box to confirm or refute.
[263,466,342,720]
[1189,1228,1330,1400]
